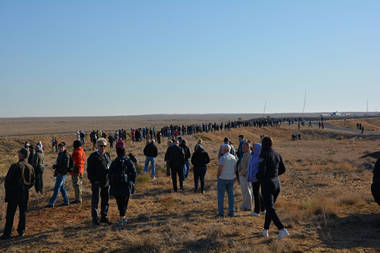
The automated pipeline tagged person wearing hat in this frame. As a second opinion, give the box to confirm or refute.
[1,148,35,240]
[87,138,112,225]
[47,142,71,208]
[31,143,45,194]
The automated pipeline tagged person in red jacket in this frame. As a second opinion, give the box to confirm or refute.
[71,140,86,204]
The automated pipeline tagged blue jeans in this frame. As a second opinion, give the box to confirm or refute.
[183,160,190,179]
[217,178,234,216]
[48,174,69,206]
[144,156,156,177]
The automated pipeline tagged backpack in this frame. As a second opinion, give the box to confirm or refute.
[111,158,129,184]
[21,162,35,189]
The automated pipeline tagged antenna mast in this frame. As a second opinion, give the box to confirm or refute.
[302,89,307,114]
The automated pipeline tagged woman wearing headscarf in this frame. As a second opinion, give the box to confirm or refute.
[248,143,265,216]
[256,137,289,239]
[109,146,137,227]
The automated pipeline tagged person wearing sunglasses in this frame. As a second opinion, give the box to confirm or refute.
[87,138,111,225]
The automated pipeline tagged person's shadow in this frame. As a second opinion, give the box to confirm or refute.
[318,213,380,250]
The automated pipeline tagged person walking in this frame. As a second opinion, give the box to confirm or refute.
[256,137,289,239]
[31,143,45,194]
[248,143,265,216]
[238,142,253,211]
[47,142,72,208]
[87,138,112,225]
[165,140,186,192]
[71,140,86,204]
[217,144,237,217]
[109,146,137,227]
[191,144,210,193]
[143,139,158,179]
[372,157,380,206]
[180,140,191,179]
[0,148,35,240]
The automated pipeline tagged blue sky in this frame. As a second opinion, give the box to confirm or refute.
[0,1,379,117]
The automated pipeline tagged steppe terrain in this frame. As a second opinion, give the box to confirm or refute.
[0,116,379,252]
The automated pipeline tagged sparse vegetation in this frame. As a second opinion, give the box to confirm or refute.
[0,118,379,252]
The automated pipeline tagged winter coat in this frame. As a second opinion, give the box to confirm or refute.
[143,143,158,157]
[54,150,71,175]
[31,150,45,174]
[248,143,262,183]
[5,160,35,202]
[256,147,286,183]
[71,147,86,175]
[180,143,191,160]
[165,144,185,169]
[109,156,137,197]
[87,151,111,186]
[191,147,210,168]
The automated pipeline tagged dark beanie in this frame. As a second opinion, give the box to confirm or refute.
[18,148,28,158]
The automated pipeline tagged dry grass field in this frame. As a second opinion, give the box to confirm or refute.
[0,118,379,252]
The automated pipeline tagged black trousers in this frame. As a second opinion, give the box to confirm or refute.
[115,195,130,217]
[3,191,28,236]
[252,182,265,213]
[91,183,109,220]
[372,183,380,206]
[34,172,43,194]
[261,179,284,230]
[171,166,184,192]
[193,166,207,192]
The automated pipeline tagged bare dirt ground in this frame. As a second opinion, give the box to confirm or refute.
[0,118,379,252]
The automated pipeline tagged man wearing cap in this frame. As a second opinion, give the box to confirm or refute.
[87,138,112,225]
[1,148,35,240]
[47,142,71,208]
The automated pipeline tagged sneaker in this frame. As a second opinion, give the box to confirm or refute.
[216,214,225,219]
[92,219,100,226]
[17,231,25,237]
[122,218,128,224]
[100,217,112,225]
[152,176,157,180]
[0,234,11,240]
[262,229,269,238]
[249,212,260,217]
[278,229,289,239]
[46,204,54,208]
[260,210,266,215]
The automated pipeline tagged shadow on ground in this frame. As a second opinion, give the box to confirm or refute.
[318,213,380,250]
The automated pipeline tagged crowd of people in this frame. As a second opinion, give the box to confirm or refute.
[1,117,378,242]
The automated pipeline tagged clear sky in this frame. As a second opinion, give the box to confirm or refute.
[0,1,379,117]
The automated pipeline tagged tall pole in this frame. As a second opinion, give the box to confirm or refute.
[263,100,267,117]
[366,99,369,114]
[302,89,307,114]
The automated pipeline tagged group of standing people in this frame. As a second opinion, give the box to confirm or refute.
[216,135,289,239]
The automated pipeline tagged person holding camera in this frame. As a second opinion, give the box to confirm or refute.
[47,142,71,208]
[109,146,136,227]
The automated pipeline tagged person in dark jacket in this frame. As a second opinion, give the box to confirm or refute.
[27,144,35,165]
[372,158,380,206]
[180,140,191,179]
[87,138,111,225]
[165,140,185,192]
[110,147,137,227]
[143,139,158,179]
[1,148,35,240]
[47,142,71,208]
[191,145,210,193]
[31,144,44,194]
[256,137,289,239]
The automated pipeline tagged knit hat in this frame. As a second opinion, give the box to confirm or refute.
[116,138,125,148]
[18,148,28,158]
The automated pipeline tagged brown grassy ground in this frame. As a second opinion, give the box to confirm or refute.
[0,120,379,252]
[331,118,380,132]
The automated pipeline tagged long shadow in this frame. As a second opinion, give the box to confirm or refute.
[0,229,59,250]
[318,213,380,250]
